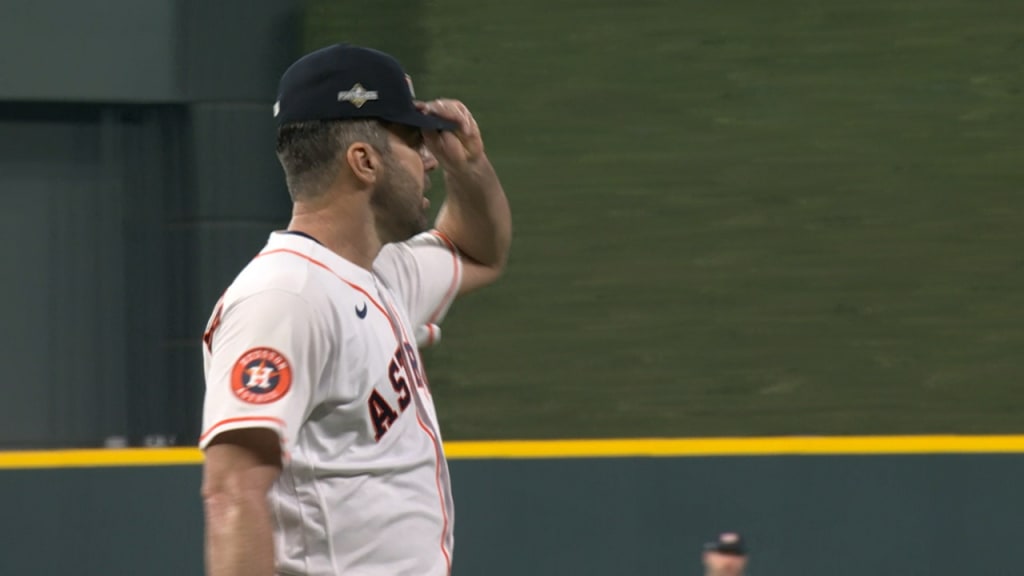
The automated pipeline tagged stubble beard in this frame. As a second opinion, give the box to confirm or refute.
[372,157,429,244]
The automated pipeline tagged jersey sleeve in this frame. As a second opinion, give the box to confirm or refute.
[199,289,327,457]
[374,230,463,328]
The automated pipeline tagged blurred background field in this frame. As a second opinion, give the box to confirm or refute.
[309,0,1024,439]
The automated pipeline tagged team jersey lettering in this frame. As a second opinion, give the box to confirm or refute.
[368,389,399,441]
[401,342,428,390]
[370,345,425,441]
[389,357,412,410]
[203,298,225,353]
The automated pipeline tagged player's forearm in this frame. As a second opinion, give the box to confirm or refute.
[204,492,276,576]
[435,157,512,269]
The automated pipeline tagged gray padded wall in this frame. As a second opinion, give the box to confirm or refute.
[0,0,299,448]
[1,105,126,447]
[0,1,179,101]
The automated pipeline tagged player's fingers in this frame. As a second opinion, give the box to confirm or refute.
[423,99,452,119]
[424,128,477,169]
[421,99,484,164]
[437,100,481,151]
[425,99,473,134]
[422,128,444,149]
[446,102,485,157]
[422,128,458,158]
[452,101,479,134]
[452,101,479,135]
[447,101,472,134]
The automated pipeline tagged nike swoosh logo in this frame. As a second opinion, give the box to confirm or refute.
[355,303,368,319]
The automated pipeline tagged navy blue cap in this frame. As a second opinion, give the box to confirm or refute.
[704,532,747,556]
[274,43,456,132]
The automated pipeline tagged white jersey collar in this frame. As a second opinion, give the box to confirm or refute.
[265,231,377,287]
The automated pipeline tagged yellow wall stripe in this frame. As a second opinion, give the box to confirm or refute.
[444,435,1024,459]
[2,436,1023,470]
[0,448,203,470]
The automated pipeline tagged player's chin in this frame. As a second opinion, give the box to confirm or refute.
[399,213,430,241]
[416,212,430,234]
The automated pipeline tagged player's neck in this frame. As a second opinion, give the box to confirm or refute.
[288,197,383,271]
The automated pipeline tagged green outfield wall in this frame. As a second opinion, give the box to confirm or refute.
[307,0,1024,439]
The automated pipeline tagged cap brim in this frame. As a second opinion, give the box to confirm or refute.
[705,546,746,557]
[386,110,458,132]
[705,543,746,556]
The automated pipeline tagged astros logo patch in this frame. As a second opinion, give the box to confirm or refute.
[231,347,292,404]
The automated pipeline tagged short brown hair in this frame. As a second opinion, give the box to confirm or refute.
[275,119,391,201]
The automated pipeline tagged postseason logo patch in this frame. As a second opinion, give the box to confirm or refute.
[231,347,293,404]
[337,83,378,108]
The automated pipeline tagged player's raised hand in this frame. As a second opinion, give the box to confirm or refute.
[416,98,485,172]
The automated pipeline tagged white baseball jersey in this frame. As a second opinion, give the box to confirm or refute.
[199,229,463,576]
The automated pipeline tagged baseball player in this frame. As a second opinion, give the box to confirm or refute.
[702,532,750,576]
[198,43,511,576]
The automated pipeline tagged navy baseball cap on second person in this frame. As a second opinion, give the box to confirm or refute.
[273,43,457,132]
[704,532,747,557]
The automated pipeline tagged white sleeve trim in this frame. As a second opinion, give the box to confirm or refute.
[198,416,288,451]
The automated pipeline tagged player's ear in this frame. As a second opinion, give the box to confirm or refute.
[345,141,380,186]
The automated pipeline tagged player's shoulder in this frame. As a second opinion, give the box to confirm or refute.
[397,230,455,252]
[217,235,328,308]
[222,232,380,310]
[374,230,455,270]
[226,251,313,302]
